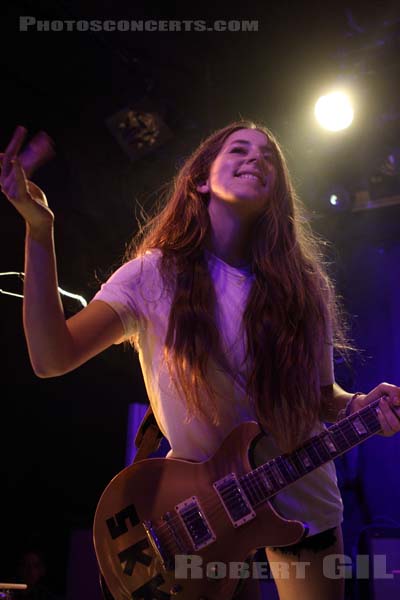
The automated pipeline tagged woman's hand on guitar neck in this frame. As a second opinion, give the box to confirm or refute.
[0,125,55,236]
[351,382,400,437]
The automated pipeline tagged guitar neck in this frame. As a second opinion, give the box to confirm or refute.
[240,398,382,507]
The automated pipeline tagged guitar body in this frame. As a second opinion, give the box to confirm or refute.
[94,422,305,600]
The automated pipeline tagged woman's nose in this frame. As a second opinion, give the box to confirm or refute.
[245,152,265,165]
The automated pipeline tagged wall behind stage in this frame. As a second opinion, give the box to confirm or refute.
[318,205,400,559]
[345,235,400,532]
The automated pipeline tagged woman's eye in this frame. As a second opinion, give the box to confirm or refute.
[230,148,273,161]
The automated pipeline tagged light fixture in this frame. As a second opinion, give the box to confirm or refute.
[315,92,354,131]
[106,107,173,161]
[322,184,351,211]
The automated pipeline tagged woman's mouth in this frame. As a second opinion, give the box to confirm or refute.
[235,172,265,185]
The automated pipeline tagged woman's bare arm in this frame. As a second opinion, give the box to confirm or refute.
[1,126,124,378]
[24,226,124,376]
[319,382,355,422]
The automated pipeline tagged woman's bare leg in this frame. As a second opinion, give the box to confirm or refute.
[265,526,345,600]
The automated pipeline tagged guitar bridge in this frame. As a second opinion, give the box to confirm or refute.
[142,520,174,571]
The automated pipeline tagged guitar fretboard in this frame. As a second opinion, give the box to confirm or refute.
[240,398,382,507]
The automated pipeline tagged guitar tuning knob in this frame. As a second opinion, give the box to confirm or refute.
[169,584,182,595]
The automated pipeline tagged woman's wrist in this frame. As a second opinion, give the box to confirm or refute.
[336,392,365,421]
[26,220,54,244]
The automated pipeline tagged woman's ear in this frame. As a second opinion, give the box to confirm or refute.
[196,180,210,194]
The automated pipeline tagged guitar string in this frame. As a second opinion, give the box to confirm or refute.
[144,406,380,552]
[151,406,380,546]
[147,400,381,545]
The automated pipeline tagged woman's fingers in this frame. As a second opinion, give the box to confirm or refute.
[1,127,54,229]
[12,158,29,200]
[2,159,26,201]
[365,382,400,404]
[1,127,54,206]
[377,395,400,436]
[1,128,55,184]
[5,126,27,156]
[19,131,55,178]
[357,382,400,437]
[2,126,27,180]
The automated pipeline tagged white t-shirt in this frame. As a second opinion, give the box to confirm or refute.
[91,248,343,537]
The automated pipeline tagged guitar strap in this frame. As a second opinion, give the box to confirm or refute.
[99,407,163,600]
[120,405,256,599]
[133,405,163,462]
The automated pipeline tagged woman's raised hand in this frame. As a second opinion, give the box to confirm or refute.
[0,125,55,232]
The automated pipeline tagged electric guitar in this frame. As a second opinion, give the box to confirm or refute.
[94,398,383,600]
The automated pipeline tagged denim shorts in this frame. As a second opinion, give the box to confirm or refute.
[233,529,338,597]
[270,526,338,557]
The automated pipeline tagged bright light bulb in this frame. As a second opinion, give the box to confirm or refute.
[315,92,354,131]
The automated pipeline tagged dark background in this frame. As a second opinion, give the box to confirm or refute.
[1,1,400,596]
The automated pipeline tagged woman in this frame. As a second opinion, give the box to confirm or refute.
[1,121,400,600]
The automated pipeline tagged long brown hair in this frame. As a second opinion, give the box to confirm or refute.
[124,120,350,452]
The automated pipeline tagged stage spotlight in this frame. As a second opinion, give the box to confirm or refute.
[322,185,351,211]
[315,91,354,131]
[329,193,339,206]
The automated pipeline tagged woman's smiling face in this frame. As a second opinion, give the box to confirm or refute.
[198,128,277,218]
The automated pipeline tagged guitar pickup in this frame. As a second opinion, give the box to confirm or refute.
[175,497,216,551]
[214,473,256,527]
